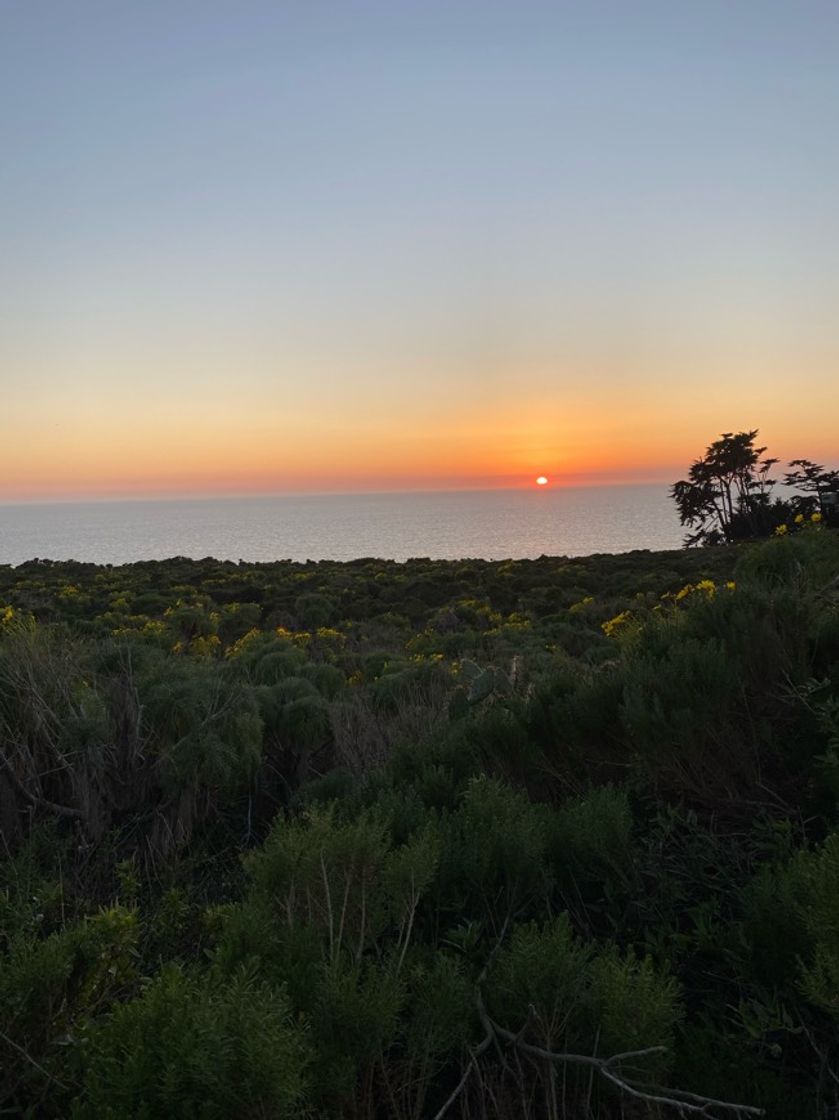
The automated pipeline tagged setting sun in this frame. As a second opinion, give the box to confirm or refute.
[536,476,549,486]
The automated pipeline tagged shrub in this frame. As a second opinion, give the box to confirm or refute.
[0,906,139,1106]
[487,915,680,1064]
[437,777,552,923]
[73,965,309,1119]
[548,785,636,900]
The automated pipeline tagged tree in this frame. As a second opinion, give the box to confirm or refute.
[671,431,784,547]
[784,460,839,517]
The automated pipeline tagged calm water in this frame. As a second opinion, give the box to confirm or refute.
[0,486,684,566]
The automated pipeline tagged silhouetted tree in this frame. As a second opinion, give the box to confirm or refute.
[671,431,784,546]
[784,459,839,518]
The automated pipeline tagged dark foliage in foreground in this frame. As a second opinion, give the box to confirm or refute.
[1,530,839,1117]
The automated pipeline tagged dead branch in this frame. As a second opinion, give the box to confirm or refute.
[435,969,764,1119]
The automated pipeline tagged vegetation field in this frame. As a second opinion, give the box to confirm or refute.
[2,529,839,1117]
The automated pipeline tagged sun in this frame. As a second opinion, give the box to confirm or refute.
[535,476,549,487]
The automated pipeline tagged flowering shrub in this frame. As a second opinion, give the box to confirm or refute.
[601,609,634,637]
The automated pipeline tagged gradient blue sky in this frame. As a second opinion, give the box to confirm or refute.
[2,1,837,498]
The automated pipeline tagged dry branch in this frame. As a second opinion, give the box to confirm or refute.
[435,968,764,1119]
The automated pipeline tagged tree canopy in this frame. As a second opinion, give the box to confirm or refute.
[672,430,839,546]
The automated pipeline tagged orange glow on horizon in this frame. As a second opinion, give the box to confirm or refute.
[2,373,837,503]
[0,401,682,500]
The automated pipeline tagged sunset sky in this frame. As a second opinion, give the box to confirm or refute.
[2,1,838,500]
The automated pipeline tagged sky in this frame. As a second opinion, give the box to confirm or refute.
[1,0,838,500]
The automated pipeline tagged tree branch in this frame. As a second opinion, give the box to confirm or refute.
[436,936,765,1120]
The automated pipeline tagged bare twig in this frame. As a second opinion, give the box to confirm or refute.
[435,924,764,1120]
[432,1032,493,1120]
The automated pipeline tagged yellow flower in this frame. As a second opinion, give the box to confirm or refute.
[726,581,736,591]
[189,634,221,658]
[502,612,531,630]
[811,511,823,523]
[316,627,345,644]
[774,524,788,536]
[225,628,262,658]
[602,610,633,637]
[794,513,805,524]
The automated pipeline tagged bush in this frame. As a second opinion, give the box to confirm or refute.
[73,965,309,1119]
[437,777,552,923]
[487,915,680,1064]
[0,907,139,1106]
[548,785,636,898]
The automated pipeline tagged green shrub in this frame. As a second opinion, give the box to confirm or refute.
[487,915,680,1063]
[437,777,552,923]
[735,529,839,590]
[307,962,403,1105]
[487,915,592,1047]
[299,661,345,698]
[548,785,636,896]
[294,592,336,628]
[0,906,139,1105]
[586,945,681,1057]
[73,965,309,1119]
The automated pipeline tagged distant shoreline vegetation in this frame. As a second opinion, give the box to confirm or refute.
[672,429,839,546]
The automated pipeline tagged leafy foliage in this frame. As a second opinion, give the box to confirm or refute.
[0,530,838,1117]
[73,965,309,1119]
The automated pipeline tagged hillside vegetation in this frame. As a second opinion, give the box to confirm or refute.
[1,530,839,1118]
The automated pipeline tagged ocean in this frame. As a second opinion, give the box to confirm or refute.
[0,485,684,566]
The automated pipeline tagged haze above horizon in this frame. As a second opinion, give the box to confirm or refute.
[2,1,838,501]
